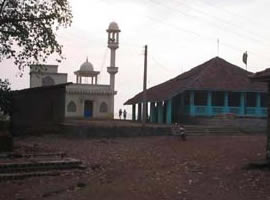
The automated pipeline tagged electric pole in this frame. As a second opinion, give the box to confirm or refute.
[217,38,219,57]
[142,45,148,125]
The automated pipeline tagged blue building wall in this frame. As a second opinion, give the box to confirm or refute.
[185,91,267,118]
[133,90,267,125]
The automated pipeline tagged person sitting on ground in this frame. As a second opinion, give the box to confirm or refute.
[171,123,186,141]
[179,124,186,141]
[171,123,179,136]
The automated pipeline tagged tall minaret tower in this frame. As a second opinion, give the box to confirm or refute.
[107,22,120,118]
[107,21,120,91]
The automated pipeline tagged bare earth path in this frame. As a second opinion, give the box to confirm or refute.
[1,135,270,200]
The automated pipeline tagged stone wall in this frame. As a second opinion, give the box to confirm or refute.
[0,121,13,152]
[9,122,171,138]
[181,116,267,133]
[11,85,66,135]
[57,124,171,138]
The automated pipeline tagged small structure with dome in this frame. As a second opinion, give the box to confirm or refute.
[29,22,120,119]
[74,58,100,84]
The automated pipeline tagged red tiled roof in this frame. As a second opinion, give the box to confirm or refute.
[249,68,270,82]
[125,57,267,105]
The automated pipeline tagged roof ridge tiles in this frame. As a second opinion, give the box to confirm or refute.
[124,57,267,105]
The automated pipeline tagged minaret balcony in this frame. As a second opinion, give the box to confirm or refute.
[107,67,118,74]
[107,43,119,49]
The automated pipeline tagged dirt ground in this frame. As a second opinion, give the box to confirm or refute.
[1,135,270,200]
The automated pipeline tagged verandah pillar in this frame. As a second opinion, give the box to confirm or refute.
[166,99,172,124]
[180,94,185,117]
[137,103,142,121]
[157,102,163,123]
[240,92,245,116]
[181,94,184,107]
[132,104,136,121]
[224,92,229,113]
[207,91,212,116]
[154,104,158,123]
[190,91,195,116]
[150,102,155,123]
[256,93,261,116]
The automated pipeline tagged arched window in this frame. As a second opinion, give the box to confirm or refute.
[42,76,55,86]
[67,101,76,112]
[100,102,108,113]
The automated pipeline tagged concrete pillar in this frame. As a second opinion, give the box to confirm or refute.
[154,104,158,123]
[256,93,261,116]
[146,102,149,121]
[224,92,229,113]
[207,91,212,116]
[150,102,155,123]
[157,102,163,124]
[179,94,184,117]
[137,103,142,121]
[240,92,245,116]
[190,91,195,116]
[166,99,172,124]
[153,103,158,123]
[132,104,136,121]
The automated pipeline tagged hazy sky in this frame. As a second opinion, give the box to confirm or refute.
[1,0,270,118]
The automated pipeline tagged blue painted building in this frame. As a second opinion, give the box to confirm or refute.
[125,57,268,124]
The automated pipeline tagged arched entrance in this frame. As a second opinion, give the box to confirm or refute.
[84,100,93,118]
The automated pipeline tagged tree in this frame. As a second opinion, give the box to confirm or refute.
[0,79,11,116]
[0,0,72,71]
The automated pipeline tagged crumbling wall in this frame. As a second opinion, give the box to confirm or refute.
[11,85,66,136]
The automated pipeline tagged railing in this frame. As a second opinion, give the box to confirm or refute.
[212,106,224,115]
[194,106,208,115]
[66,84,114,95]
[68,84,111,90]
[255,107,267,117]
[246,107,256,116]
[183,105,267,117]
[261,108,267,116]
[228,107,240,115]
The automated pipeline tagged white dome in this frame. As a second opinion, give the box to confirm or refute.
[80,58,94,72]
[108,21,120,31]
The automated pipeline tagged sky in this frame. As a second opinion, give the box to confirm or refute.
[1,0,270,118]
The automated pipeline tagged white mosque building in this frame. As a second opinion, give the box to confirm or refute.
[29,22,120,119]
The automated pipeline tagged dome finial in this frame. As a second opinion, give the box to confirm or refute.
[86,57,88,62]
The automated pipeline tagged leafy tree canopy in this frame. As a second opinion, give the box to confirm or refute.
[0,79,11,116]
[0,0,72,71]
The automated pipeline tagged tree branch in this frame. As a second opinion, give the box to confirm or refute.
[0,29,20,36]
[0,14,55,25]
[0,0,8,16]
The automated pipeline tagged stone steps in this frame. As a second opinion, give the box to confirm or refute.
[0,152,66,159]
[182,125,241,135]
[0,158,82,173]
[0,171,60,181]
[0,158,84,181]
